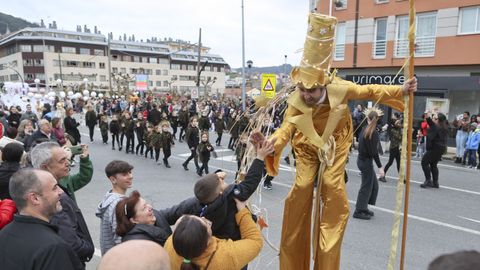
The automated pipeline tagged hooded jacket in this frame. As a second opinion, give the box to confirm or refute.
[162,158,264,240]
[466,128,480,150]
[95,191,125,255]
[121,209,172,246]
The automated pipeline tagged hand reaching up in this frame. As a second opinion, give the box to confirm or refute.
[256,137,276,160]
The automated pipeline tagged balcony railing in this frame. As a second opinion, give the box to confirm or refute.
[334,44,345,60]
[372,40,387,58]
[394,36,436,57]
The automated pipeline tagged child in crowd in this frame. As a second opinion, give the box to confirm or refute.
[123,112,135,154]
[151,125,162,165]
[100,115,109,144]
[160,121,174,168]
[235,133,248,172]
[465,123,480,168]
[96,160,134,255]
[170,111,178,140]
[215,112,225,146]
[144,125,154,159]
[197,131,214,176]
[415,129,425,158]
[109,114,120,150]
[134,112,146,155]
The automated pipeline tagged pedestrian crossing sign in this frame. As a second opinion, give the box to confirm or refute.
[261,74,276,98]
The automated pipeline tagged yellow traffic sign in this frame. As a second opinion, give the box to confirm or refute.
[261,74,276,98]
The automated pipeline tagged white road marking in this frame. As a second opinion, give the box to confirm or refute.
[350,152,473,171]
[458,216,480,225]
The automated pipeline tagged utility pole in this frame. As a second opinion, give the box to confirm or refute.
[57,53,63,89]
[196,28,202,99]
[107,38,113,96]
[241,0,246,111]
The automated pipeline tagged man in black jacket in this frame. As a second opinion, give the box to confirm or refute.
[164,139,274,240]
[31,142,94,268]
[0,169,83,270]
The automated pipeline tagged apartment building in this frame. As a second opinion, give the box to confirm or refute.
[316,0,480,120]
[0,27,228,96]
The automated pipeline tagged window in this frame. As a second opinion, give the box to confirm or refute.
[23,59,34,66]
[99,62,106,69]
[82,62,95,68]
[33,45,44,52]
[34,59,44,66]
[20,45,32,52]
[100,75,107,82]
[80,48,91,55]
[163,81,169,87]
[112,67,118,73]
[159,58,169,64]
[162,70,168,75]
[373,18,388,58]
[149,57,158,64]
[171,64,180,70]
[156,69,161,75]
[45,45,55,52]
[121,68,126,73]
[334,23,346,60]
[148,81,153,87]
[10,74,19,81]
[25,73,35,80]
[94,49,105,56]
[395,12,436,57]
[62,46,76,54]
[459,6,480,34]
[36,73,45,80]
[133,56,140,62]
[335,0,347,10]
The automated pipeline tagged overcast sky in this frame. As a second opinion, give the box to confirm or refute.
[3,0,312,68]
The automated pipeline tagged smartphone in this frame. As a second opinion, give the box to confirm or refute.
[70,145,83,155]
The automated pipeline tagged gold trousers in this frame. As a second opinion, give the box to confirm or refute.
[279,145,350,270]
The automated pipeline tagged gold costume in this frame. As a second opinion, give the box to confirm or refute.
[265,13,405,270]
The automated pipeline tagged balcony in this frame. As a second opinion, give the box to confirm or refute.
[372,40,387,59]
[334,44,345,61]
[394,36,436,58]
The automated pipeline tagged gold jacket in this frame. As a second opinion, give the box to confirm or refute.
[266,77,404,175]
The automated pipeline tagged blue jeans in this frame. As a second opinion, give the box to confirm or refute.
[456,130,468,158]
[467,149,477,166]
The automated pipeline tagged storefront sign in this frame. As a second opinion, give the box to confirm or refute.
[345,74,405,85]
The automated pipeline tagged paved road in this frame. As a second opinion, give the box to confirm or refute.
[73,126,480,270]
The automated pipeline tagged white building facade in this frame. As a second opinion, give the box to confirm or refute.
[0,27,228,96]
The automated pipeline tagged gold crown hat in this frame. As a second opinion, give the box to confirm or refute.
[291,13,338,89]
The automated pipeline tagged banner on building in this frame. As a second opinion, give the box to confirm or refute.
[135,75,148,92]
[261,74,276,98]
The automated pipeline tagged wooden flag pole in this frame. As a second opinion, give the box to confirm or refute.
[400,0,415,269]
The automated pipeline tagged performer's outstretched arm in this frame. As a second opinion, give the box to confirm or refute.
[265,106,297,176]
[345,81,404,112]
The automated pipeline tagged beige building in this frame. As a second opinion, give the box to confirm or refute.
[0,27,228,96]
